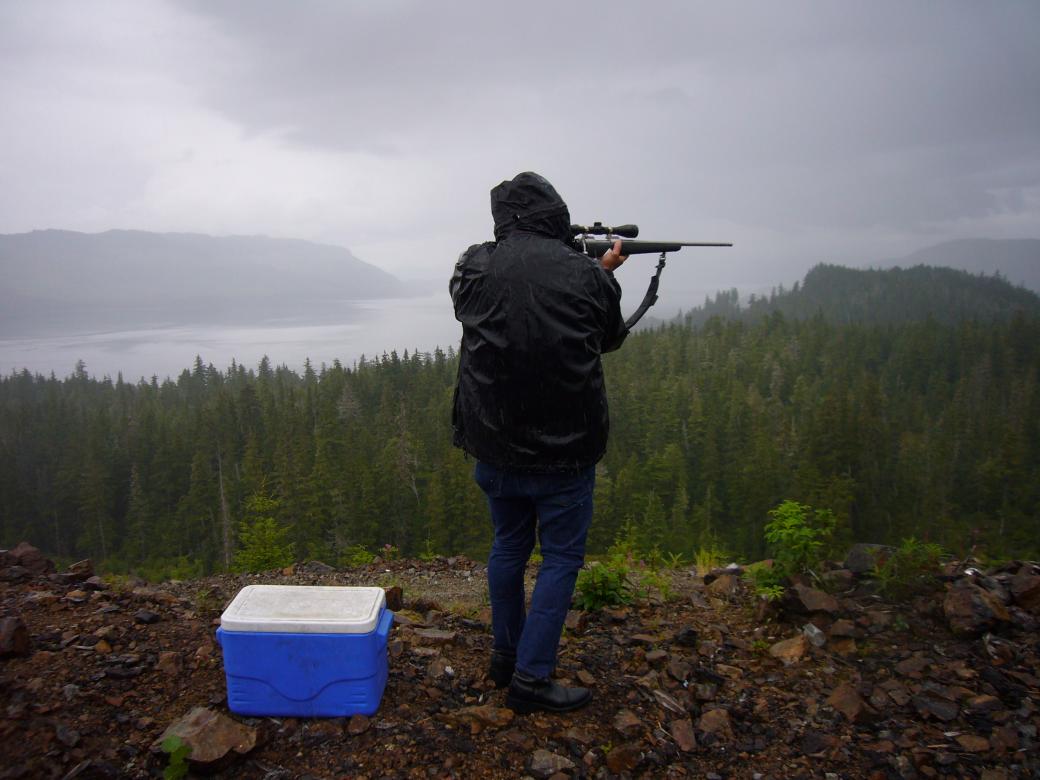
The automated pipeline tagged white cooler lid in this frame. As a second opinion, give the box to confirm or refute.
[220,585,386,634]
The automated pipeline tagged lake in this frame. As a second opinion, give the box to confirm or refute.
[0,294,462,381]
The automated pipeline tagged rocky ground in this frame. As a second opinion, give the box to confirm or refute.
[0,542,1038,779]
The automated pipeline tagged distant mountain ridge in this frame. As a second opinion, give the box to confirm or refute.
[684,262,1040,328]
[0,229,405,336]
[881,238,1040,293]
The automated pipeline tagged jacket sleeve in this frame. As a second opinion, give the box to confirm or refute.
[450,242,492,315]
[596,267,629,354]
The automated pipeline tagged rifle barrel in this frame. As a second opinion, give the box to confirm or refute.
[581,239,732,257]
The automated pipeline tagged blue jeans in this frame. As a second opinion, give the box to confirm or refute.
[475,461,595,679]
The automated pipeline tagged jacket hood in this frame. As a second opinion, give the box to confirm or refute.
[491,172,572,242]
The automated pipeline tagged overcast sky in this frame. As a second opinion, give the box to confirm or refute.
[2,0,1038,285]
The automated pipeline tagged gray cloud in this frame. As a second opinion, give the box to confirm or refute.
[1,0,1038,284]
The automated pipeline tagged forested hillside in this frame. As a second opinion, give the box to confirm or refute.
[1,269,1038,578]
[685,263,1040,327]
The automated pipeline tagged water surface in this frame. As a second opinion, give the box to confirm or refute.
[0,294,461,381]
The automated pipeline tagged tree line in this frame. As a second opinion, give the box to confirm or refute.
[1,268,1037,578]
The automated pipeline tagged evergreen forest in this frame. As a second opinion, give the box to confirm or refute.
[1,264,1038,579]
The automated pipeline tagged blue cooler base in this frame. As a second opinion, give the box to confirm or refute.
[216,608,393,717]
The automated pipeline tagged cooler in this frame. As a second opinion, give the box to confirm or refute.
[216,584,392,717]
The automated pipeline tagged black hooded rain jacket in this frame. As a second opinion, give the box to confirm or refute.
[450,172,628,473]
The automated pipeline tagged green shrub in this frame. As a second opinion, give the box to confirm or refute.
[743,560,785,599]
[694,544,725,575]
[574,561,633,611]
[874,537,944,599]
[341,544,376,568]
[418,537,439,562]
[161,735,191,780]
[234,493,294,573]
[661,551,686,569]
[764,499,836,580]
[638,568,677,602]
[755,583,786,602]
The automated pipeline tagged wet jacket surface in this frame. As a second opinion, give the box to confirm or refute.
[451,172,628,473]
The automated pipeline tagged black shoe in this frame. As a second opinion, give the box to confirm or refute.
[488,650,516,689]
[506,672,591,714]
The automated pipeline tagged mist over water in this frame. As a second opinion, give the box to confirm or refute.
[0,275,735,382]
[0,294,462,382]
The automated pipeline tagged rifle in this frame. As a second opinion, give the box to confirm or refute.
[571,222,732,330]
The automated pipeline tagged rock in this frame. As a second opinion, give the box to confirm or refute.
[865,609,893,629]
[790,584,840,614]
[826,683,865,722]
[55,724,81,748]
[564,726,594,744]
[769,634,809,665]
[670,718,697,752]
[602,606,629,622]
[706,573,741,598]
[134,610,160,625]
[449,705,514,735]
[830,637,858,656]
[383,586,403,612]
[605,742,643,773]
[645,649,669,666]
[22,590,58,607]
[868,688,891,710]
[653,689,686,715]
[667,657,691,682]
[156,651,181,676]
[195,639,214,659]
[564,610,587,633]
[829,619,861,638]
[965,694,1002,713]
[412,628,457,646]
[528,749,575,778]
[426,656,453,679]
[576,669,596,687]
[613,709,642,738]
[844,543,890,575]
[697,708,733,739]
[0,565,30,582]
[894,654,930,678]
[83,576,106,591]
[955,734,989,753]
[94,639,112,654]
[67,559,94,580]
[347,715,370,736]
[976,574,1011,605]
[821,568,855,591]
[801,730,839,756]
[943,580,1011,637]
[674,627,699,646]
[6,542,55,575]
[912,694,959,722]
[297,560,336,574]
[703,565,743,585]
[154,707,256,767]
[802,623,827,647]
[1009,565,1040,612]
[0,616,30,657]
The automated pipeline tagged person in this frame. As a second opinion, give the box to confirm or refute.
[450,172,628,713]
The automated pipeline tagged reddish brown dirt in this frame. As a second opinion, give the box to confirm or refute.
[1,556,1037,779]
